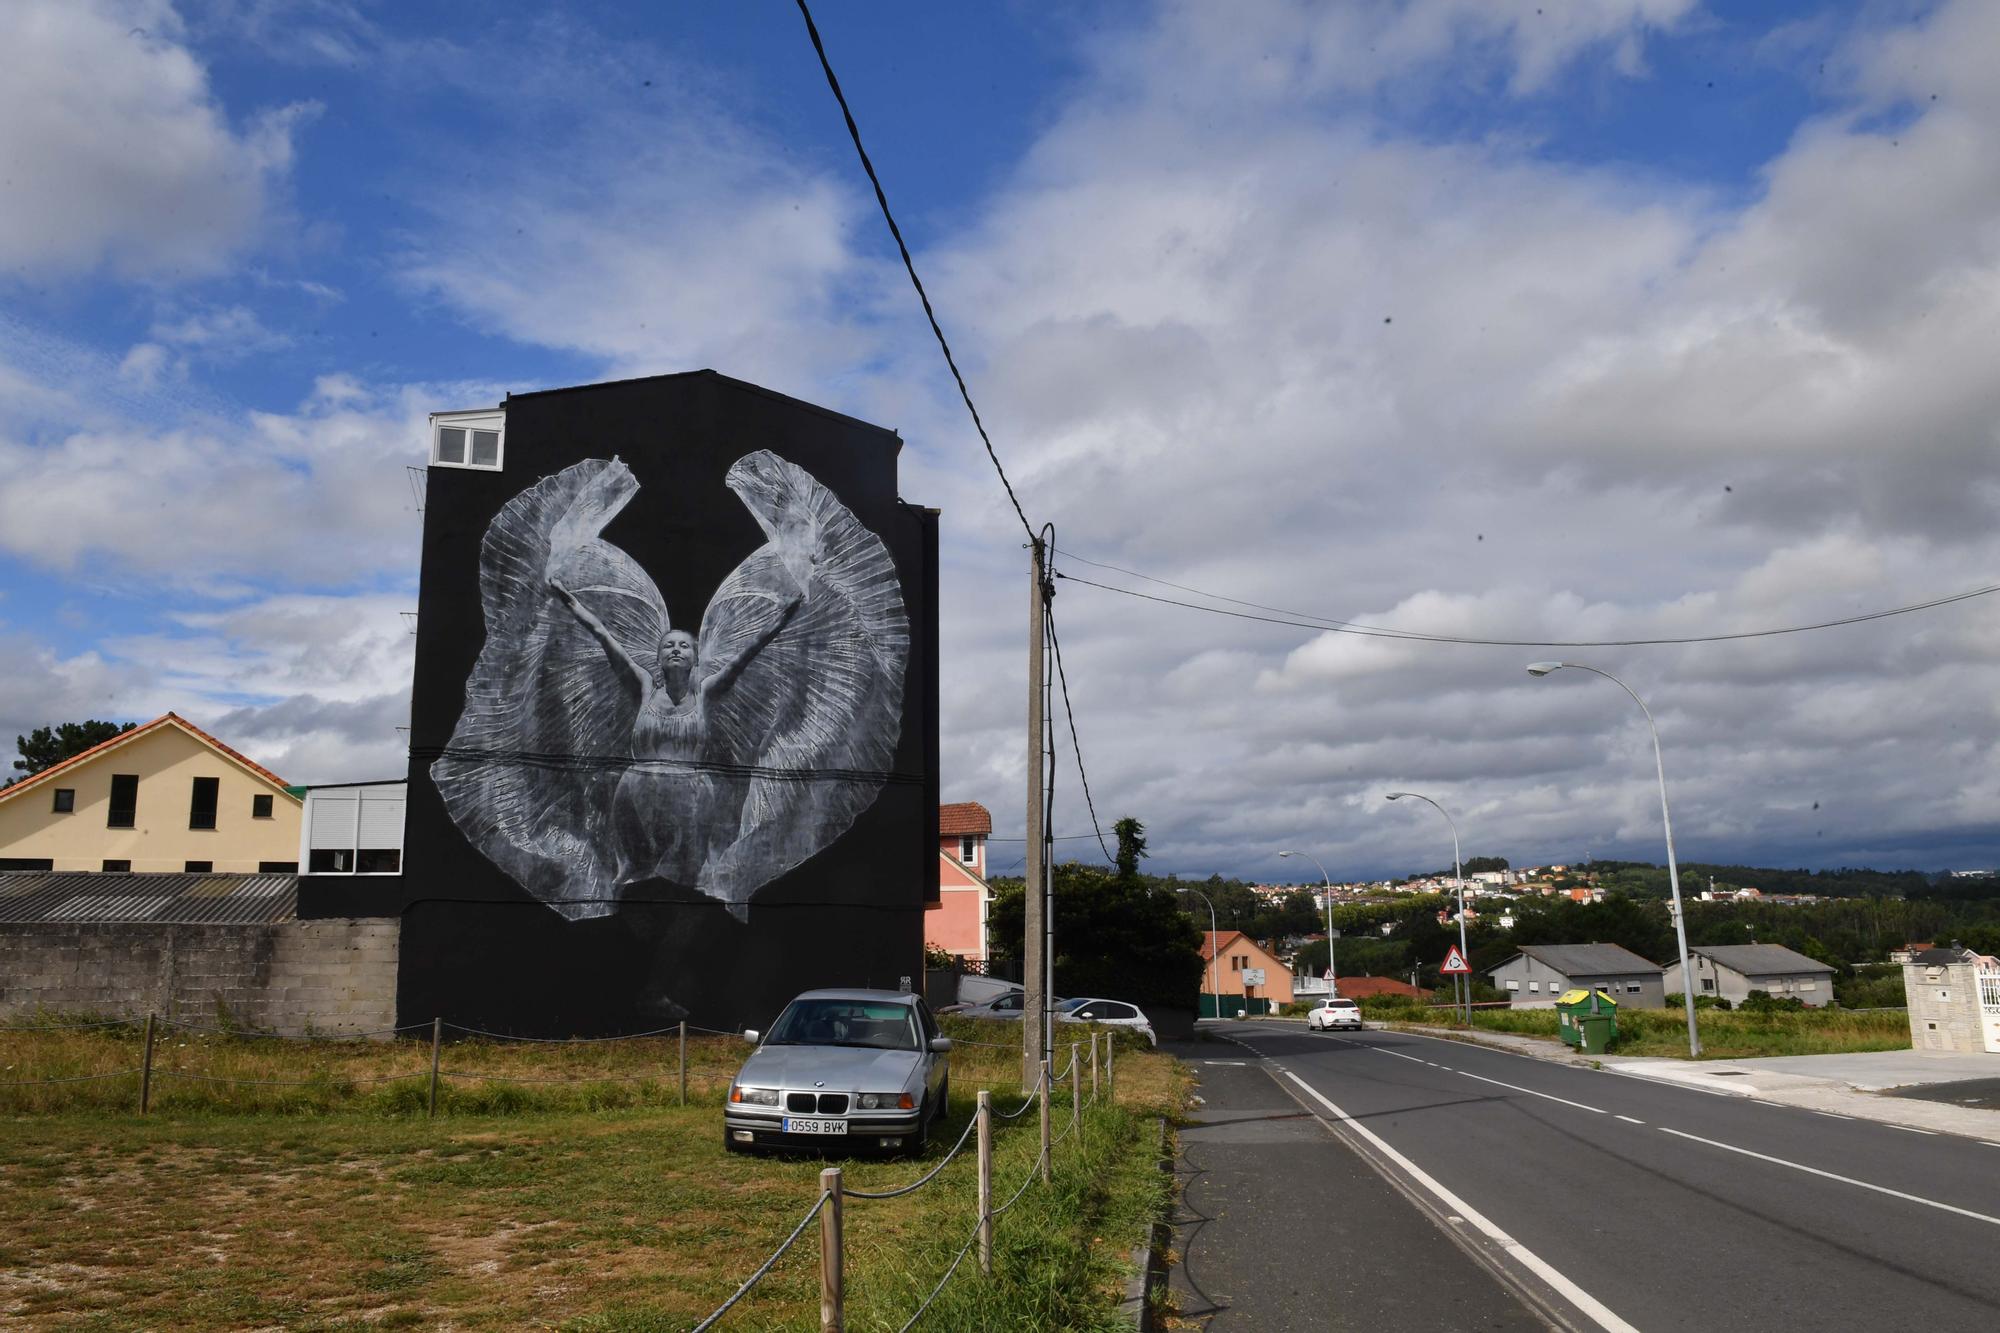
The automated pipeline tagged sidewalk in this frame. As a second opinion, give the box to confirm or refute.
[1386,1022,2000,1144]
[1160,1037,1545,1331]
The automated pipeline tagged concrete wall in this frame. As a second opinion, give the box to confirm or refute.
[0,919,398,1036]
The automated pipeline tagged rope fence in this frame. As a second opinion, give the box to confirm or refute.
[686,1027,1120,1331]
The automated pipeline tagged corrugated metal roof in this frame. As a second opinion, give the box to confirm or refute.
[1511,943,1662,977]
[1690,943,1835,975]
[0,872,297,925]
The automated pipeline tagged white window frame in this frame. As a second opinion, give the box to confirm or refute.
[301,783,406,876]
[958,835,977,865]
[430,408,506,471]
[1504,979,1519,991]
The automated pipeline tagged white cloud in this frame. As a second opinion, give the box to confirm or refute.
[0,0,313,280]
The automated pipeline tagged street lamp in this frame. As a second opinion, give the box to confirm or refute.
[1182,887,1220,1022]
[1526,661,1702,1058]
[1385,791,1471,1025]
[1278,850,1338,1001]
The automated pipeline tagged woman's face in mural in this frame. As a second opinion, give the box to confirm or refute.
[656,630,697,685]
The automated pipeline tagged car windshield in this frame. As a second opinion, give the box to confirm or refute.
[765,999,919,1051]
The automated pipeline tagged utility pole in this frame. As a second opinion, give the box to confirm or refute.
[1023,537,1048,1091]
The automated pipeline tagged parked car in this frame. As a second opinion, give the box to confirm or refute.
[945,988,1031,1020]
[1055,996,1157,1046]
[1306,997,1363,1030]
[725,989,951,1157]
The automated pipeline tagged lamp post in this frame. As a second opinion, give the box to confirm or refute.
[1385,792,1470,1025]
[1183,887,1220,1022]
[1526,661,1702,1058]
[1278,850,1337,1001]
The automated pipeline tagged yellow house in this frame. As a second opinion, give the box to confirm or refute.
[0,714,303,874]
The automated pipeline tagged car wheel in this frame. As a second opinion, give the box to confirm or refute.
[909,1101,931,1156]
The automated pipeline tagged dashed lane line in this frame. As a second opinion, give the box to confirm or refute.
[1813,1111,1852,1121]
[1887,1124,1938,1136]
[1658,1128,2000,1229]
[1454,1067,1608,1115]
[1615,1115,1645,1125]
[1281,1070,1641,1333]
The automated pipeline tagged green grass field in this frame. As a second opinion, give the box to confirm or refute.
[1366,999,1911,1059]
[0,1017,1184,1330]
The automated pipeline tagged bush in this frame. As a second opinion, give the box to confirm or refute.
[1666,993,1732,1011]
[1739,990,1808,1014]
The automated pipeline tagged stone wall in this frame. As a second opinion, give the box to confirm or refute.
[1903,961,1983,1053]
[0,919,399,1036]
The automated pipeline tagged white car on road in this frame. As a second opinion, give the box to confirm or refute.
[1306,998,1364,1031]
[1056,996,1158,1046]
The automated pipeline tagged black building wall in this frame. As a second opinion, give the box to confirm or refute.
[396,371,938,1034]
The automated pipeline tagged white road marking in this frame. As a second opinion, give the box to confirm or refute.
[1376,1048,1429,1064]
[1812,1111,1852,1121]
[1199,1061,1248,1067]
[1456,1068,1607,1115]
[1615,1115,1645,1125]
[1282,1071,1640,1333]
[1886,1125,1937,1136]
[1659,1128,2000,1228]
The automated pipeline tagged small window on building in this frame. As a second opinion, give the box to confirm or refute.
[0,858,54,872]
[258,860,298,873]
[1926,1022,1938,1030]
[1701,978,1716,992]
[310,848,354,873]
[1528,981,1540,992]
[1505,979,1519,991]
[959,836,977,864]
[108,773,139,828]
[52,788,75,813]
[1627,984,1642,994]
[184,860,213,874]
[431,410,504,470]
[189,776,219,830]
[102,859,130,873]
[252,793,274,819]
[1797,981,1815,992]
[1938,989,1951,1001]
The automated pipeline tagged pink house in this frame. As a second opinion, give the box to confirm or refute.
[926,802,993,962]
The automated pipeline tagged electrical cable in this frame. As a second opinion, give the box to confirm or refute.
[794,0,1036,546]
[1054,567,2000,648]
[1045,599,1113,863]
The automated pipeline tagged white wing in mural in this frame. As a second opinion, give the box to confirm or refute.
[433,452,907,921]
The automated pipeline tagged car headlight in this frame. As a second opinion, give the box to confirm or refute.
[731,1086,779,1106]
[857,1092,916,1110]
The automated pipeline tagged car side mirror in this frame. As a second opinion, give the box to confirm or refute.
[743,1029,759,1044]
[929,1036,953,1053]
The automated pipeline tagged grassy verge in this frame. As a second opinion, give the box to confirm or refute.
[0,1017,1185,1330]
[1371,1002,1911,1059]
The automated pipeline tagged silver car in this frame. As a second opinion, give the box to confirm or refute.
[725,989,952,1156]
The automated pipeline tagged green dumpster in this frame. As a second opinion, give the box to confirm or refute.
[1554,987,1618,1054]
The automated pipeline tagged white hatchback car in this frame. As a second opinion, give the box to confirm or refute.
[1055,997,1157,1046]
[1306,998,1364,1030]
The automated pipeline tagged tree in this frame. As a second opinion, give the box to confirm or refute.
[1113,816,1147,884]
[989,861,1204,1013]
[9,721,136,785]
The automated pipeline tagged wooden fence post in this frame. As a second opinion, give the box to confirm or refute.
[1071,1041,1080,1130]
[139,1013,156,1114]
[1039,1058,1052,1185]
[976,1090,993,1276]
[1091,1032,1100,1101]
[428,1017,442,1119]
[679,1020,688,1106]
[820,1166,844,1332]
[1107,1033,1115,1101]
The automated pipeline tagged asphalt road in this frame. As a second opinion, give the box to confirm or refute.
[1207,1020,2000,1331]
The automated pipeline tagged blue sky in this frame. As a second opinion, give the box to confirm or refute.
[4,0,1998,879]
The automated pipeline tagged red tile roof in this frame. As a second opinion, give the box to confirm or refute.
[0,713,295,806]
[1335,976,1424,1000]
[940,801,992,837]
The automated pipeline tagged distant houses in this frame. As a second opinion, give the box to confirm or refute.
[1485,943,1666,1008]
[1662,944,1837,1009]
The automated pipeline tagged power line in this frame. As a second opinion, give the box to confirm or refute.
[1054,563,2000,649]
[1045,597,1113,863]
[794,0,1036,547]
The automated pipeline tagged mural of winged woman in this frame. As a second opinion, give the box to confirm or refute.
[432,451,908,922]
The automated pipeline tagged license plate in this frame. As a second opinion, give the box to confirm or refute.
[783,1117,848,1135]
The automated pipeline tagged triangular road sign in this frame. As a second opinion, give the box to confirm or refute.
[1440,945,1471,974]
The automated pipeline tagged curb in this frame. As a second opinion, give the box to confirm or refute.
[1118,1115,1171,1331]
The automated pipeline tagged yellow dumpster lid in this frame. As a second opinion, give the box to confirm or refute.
[1556,988,1617,1007]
